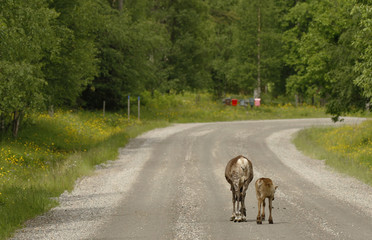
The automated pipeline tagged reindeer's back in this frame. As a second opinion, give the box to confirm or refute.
[255,178,275,198]
[225,155,253,184]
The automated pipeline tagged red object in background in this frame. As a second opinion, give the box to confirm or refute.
[231,99,238,106]
[254,98,261,107]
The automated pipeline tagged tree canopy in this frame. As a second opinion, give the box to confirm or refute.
[0,0,371,135]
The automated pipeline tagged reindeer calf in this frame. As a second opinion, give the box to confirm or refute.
[255,178,278,224]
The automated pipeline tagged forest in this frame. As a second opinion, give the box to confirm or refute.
[1,0,371,136]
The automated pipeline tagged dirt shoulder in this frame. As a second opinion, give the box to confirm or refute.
[267,128,372,217]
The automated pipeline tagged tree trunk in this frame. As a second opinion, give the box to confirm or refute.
[12,111,21,138]
[48,105,54,117]
[295,94,299,107]
[118,0,123,11]
[0,114,4,137]
[256,5,261,98]
[1,114,3,130]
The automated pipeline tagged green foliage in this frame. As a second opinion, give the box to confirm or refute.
[352,2,372,101]
[283,0,371,118]
[228,0,258,92]
[0,62,45,115]
[207,0,238,97]
[284,0,349,97]
[1,0,371,132]
[82,0,171,110]
[0,0,59,136]
[43,0,100,107]
[209,0,286,96]
[166,0,213,92]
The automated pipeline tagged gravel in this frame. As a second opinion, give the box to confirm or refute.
[10,123,202,240]
[266,128,372,218]
[10,119,372,239]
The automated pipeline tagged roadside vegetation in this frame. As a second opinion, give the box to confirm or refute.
[1,0,371,238]
[0,91,328,239]
[0,92,370,239]
[293,120,372,186]
[141,91,332,122]
[0,110,168,240]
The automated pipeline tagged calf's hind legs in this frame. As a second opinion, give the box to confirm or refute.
[268,197,274,224]
[261,198,266,220]
[256,198,263,224]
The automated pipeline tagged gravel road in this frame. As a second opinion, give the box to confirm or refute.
[11,118,372,240]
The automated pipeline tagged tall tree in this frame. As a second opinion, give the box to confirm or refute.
[229,0,285,96]
[82,0,170,109]
[352,1,372,102]
[207,0,239,97]
[283,0,370,119]
[165,0,213,92]
[44,0,100,108]
[0,0,59,137]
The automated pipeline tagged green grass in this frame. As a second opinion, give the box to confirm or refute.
[293,120,372,186]
[0,111,168,240]
[140,91,331,122]
[0,91,369,239]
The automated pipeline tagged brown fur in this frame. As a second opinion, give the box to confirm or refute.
[255,178,278,224]
[225,155,254,222]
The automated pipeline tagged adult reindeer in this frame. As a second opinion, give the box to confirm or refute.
[225,155,254,222]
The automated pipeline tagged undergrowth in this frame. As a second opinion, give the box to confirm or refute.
[140,91,331,122]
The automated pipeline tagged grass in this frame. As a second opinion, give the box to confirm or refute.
[140,91,331,122]
[0,110,168,240]
[293,120,372,186]
[0,91,369,239]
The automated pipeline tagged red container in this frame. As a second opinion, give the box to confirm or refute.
[231,99,238,106]
[254,98,261,107]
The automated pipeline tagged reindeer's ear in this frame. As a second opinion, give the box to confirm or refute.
[275,186,278,190]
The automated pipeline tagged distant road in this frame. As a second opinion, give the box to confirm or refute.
[12,118,371,240]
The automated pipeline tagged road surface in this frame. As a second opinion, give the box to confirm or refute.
[12,118,372,240]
